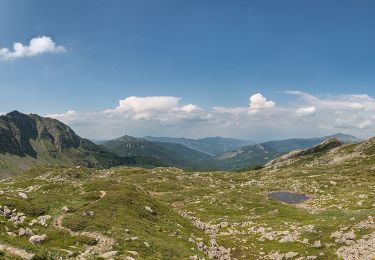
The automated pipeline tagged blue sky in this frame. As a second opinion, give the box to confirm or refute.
[1,0,375,140]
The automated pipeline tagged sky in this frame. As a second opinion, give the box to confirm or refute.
[1,0,375,141]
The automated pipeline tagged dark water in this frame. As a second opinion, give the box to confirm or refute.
[267,191,310,204]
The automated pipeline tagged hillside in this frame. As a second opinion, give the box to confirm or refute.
[0,137,374,259]
[265,138,344,168]
[143,136,254,155]
[0,111,158,178]
[101,135,219,170]
[216,133,359,170]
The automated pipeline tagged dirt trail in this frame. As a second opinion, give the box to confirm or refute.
[53,190,115,259]
[0,244,34,259]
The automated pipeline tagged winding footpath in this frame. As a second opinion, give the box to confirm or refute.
[53,190,116,259]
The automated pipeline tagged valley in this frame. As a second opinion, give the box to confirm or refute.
[0,125,374,259]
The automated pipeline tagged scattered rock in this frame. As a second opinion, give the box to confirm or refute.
[127,251,139,256]
[29,234,46,244]
[29,219,38,226]
[336,232,375,260]
[145,206,155,214]
[99,251,118,259]
[37,215,51,226]
[285,251,298,259]
[313,240,322,248]
[18,192,28,199]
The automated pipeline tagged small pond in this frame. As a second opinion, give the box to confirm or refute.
[267,191,310,204]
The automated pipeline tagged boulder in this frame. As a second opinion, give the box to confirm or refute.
[99,251,118,259]
[285,252,298,259]
[29,234,46,244]
[37,215,51,226]
[18,192,28,199]
[313,240,322,248]
[62,206,70,212]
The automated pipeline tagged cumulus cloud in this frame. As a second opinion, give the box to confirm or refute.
[46,91,375,140]
[0,36,65,61]
[249,93,276,110]
[180,104,202,113]
[46,110,78,124]
[296,106,316,117]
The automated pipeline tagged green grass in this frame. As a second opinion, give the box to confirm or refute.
[0,139,374,259]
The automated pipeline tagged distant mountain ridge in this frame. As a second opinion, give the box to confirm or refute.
[215,133,360,170]
[0,111,362,176]
[0,111,160,178]
[101,135,219,170]
[143,136,254,155]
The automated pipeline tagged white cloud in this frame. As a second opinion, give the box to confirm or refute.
[213,107,248,115]
[249,93,276,110]
[288,91,375,111]
[46,91,375,140]
[115,96,180,113]
[296,106,316,116]
[47,110,78,124]
[0,36,65,61]
[180,104,202,113]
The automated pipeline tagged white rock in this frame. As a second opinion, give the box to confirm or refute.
[285,251,298,258]
[127,251,139,256]
[99,251,118,259]
[145,206,155,214]
[18,192,28,199]
[62,206,70,212]
[29,234,46,244]
[313,240,322,248]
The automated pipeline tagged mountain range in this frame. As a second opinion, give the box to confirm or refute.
[0,111,361,177]
[215,133,360,170]
[101,135,219,170]
[0,111,160,178]
[0,119,373,259]
[143,136,254,155]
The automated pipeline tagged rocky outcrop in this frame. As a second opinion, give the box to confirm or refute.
[336,232,375,260]
[266,138,343,168]
[180,211,231,260]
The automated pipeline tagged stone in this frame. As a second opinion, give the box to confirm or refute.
[127,251,139,256]
[29,219,38,226]
[285,252,298,259]
[18,228,26,237]
[29,234,46,244]
[145,206,155,214]
[18,192,28,199]
[99,251,118,259]
[62,206,70,212]
[37,215,51,226]
[313,240,322,248]
[25,228,34,237]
